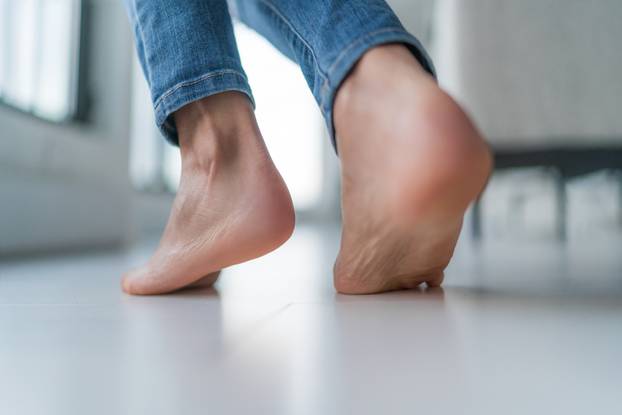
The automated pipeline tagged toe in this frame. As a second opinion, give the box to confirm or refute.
[121,270,140,295]
[425,272,445,288]
[121,267,155,295]
[187,271,221,288]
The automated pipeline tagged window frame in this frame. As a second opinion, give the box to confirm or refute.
[0,0,86,124]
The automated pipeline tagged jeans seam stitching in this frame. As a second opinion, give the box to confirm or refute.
[325,27,409,76]
[258,0,328,84]
[320,27,411,109]
[154,69,247,111]
[131,1,151,84]
[161,85,250,130]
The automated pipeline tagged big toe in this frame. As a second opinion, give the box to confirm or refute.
[121,267,158,295]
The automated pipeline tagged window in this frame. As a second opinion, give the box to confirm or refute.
[130,23,330,213]
[0,0,82,121]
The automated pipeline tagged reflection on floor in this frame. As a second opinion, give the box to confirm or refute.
[1,222,621,415]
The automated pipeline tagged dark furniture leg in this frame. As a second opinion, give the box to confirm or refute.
[554,170,567,241]
[480,147,622,240]
[472,195,483,240]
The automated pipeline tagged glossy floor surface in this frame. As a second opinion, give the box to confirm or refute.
[1,223,621,414]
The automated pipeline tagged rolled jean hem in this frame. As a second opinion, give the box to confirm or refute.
[154,70,255,146]
[319,28,436,153]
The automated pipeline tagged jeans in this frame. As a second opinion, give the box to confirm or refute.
[123,0,435,150]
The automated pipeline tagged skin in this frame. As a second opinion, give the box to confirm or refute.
[122,93,294,295]
[122,44,492,295]
[332,45,492,293]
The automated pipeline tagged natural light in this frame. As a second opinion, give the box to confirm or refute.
[159,23,325,211]
[0,0,80,120]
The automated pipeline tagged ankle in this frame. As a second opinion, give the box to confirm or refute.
[175,92,259,171]
[356,44,431,84]
[337,45,430,100]
[334,45,436,141]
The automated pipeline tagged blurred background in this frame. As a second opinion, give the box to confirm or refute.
[2,3,621,412]
[1,0,621,256]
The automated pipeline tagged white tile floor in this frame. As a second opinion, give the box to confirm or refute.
[1,223,621,415]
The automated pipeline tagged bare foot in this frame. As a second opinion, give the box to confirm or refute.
[333,45,493,294]
[186,271,221,289]
[122,92,295,295]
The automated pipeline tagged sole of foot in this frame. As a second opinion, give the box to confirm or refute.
[122,92,295,295]
[333,45,493,294]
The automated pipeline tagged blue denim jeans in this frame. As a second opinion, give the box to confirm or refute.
[123,0,435,150]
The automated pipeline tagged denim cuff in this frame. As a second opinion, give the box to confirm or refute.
[154,69,255,146]
[319,28,436,153]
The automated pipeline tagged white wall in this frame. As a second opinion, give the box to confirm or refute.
[0,1,134,255]
[387,0,435,48]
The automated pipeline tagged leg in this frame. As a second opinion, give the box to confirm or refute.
[233,1,492,293]
[122,1,294,295]
[231,0,437,145]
